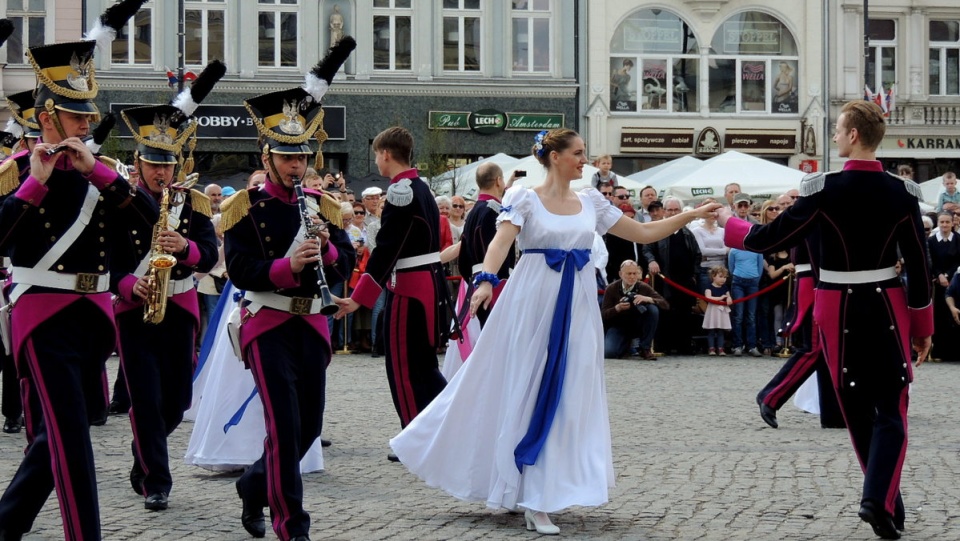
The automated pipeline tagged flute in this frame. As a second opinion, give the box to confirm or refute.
[45,136,94,156]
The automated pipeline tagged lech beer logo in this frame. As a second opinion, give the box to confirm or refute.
[469,109,507,135]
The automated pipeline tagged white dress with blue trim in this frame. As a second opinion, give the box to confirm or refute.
[391,187,621,513]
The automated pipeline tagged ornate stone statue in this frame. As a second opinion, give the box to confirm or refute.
[329,5,345,48]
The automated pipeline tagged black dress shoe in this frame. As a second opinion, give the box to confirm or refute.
[108,401,128,415]
[759,403,779,429]
[387,453,400,463]
[130,462,146,495]
[859,501,901,540]
[320,439,332,448]
[0,528,24,541]
[236,481,266,538]
[144,492,169,511]
[2,416,22,434]
[290,536,311,541]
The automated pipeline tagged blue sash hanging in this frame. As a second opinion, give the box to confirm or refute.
[224,387,259,433]
[193,283,241,382]
[513,248,591,472]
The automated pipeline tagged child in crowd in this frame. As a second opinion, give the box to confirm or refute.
[592,154,618,188]
[938,171,959,213]
[703,265,732,356]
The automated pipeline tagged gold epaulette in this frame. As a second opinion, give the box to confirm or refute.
[219,189,251,232]
[0,159,21,197]
[97,155,131,181]
[189,189,213,218]
[318,192,343,229]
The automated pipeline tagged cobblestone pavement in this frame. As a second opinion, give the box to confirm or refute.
[1,353,958,540]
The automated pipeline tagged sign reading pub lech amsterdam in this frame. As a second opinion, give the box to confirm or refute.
[429,110,564,133]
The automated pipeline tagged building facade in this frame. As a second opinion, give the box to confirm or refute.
[2,0,583,190]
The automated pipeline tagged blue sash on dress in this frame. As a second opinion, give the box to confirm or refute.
[514,248,591,472]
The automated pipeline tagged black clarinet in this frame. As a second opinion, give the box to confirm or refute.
[292,176,339,316]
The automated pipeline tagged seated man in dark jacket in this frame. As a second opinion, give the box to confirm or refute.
[601,259,669,360]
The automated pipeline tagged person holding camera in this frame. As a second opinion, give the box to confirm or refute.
[600,259,668,360]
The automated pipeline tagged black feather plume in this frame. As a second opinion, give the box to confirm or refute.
[92,112,117,146]
[0,19,14,49]
[101,0,149,32]
[171,60,226,117]
[312,36,356,86]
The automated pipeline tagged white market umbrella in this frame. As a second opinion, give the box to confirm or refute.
[432,153,520,198]
[501,155,648,195]
[626,156,704,196]
[662,151,805,203]
[918,176,943,207]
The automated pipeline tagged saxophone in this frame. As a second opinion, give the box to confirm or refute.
[143,183,178,324]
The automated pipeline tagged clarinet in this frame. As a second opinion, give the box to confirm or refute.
[292,176,339,316]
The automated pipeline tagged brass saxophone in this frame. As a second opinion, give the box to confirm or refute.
[143,183,178,324]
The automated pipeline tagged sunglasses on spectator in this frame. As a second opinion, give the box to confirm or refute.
[924,228,932,233]
[354,211,366,215]
[750,213,761,217]
[737,202,751,207]
[766,206,781,212]
[452,204,464,209]
[615,195,630,200]
[601,191,613,196]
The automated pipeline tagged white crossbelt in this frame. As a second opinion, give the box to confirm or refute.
[794,264,812,273]
[0,257,9,269]
[395,252,440,270]
[166,277,194,297]
[9,266,110,293]
[818,266,897,284]
[243,290,325,316]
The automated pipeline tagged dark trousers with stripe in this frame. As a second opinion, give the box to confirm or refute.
[117,304,196,496]
[0,351,22,421]
[384,291,446,428]
[237,317,327,541]
[757,319,843,427]
[0,300,112,540]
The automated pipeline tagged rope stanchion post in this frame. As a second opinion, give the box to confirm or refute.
[776,270,795,358]
[336,285,353,355]
[647,272,664,358]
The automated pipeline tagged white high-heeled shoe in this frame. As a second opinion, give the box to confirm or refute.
[524,509,560,535]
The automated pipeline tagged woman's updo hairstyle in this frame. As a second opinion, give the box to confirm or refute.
[532,128,580,168]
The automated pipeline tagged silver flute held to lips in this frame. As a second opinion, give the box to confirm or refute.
[45,135,94,156]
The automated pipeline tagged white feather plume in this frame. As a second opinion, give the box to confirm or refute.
[171,89,200,118]
[303,72,330,103]
[4,118,23,140]
[83,21,117,54]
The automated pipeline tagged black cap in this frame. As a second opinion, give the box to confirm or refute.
[120,105,195,164]
[5,90,41,139]
[27,40,100,116]
[243,87,324,155]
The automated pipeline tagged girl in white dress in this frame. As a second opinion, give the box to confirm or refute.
[390,129,720,535]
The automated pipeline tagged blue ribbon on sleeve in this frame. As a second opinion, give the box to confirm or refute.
[513,248,591,472]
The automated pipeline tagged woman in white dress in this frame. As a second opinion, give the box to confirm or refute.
[184,281,324,473]
[390,129,720,535]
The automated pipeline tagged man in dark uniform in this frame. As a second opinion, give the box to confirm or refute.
[0,34,159,540]
[111,61,223,512]
[755,241,844,429]
[0,90,42,436]
[223,37,355,541]
[336,126,452,454]
[457,162,516,326]
[720,100,932,540]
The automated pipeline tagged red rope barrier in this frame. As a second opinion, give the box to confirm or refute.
[656,273,788,305]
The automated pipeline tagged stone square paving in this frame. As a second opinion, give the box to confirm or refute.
[1,353,957,540]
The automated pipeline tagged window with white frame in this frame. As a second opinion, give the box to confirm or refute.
[373,0,413,70]
[707,11,799,115]
[609,9,699,113]
[865,19,896,96]
[511,0,551,73]
[185,0,225,66]
[930,20,960,95]
[112,1,153,65]
[258,0,298,68]
[443,0,481,72]
[5,0,46,65]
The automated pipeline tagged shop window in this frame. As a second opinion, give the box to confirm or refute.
[185,0,225,67]
[708,11,799,115]
[4,0,45,65]
[512,0,552,74]
[443,0,481,72]
[930,20,960,95]
[609,8,699,113]
[258,0,298,68]
[374,0,413,71]
[865,19,896,95]
[112,2,153,65]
